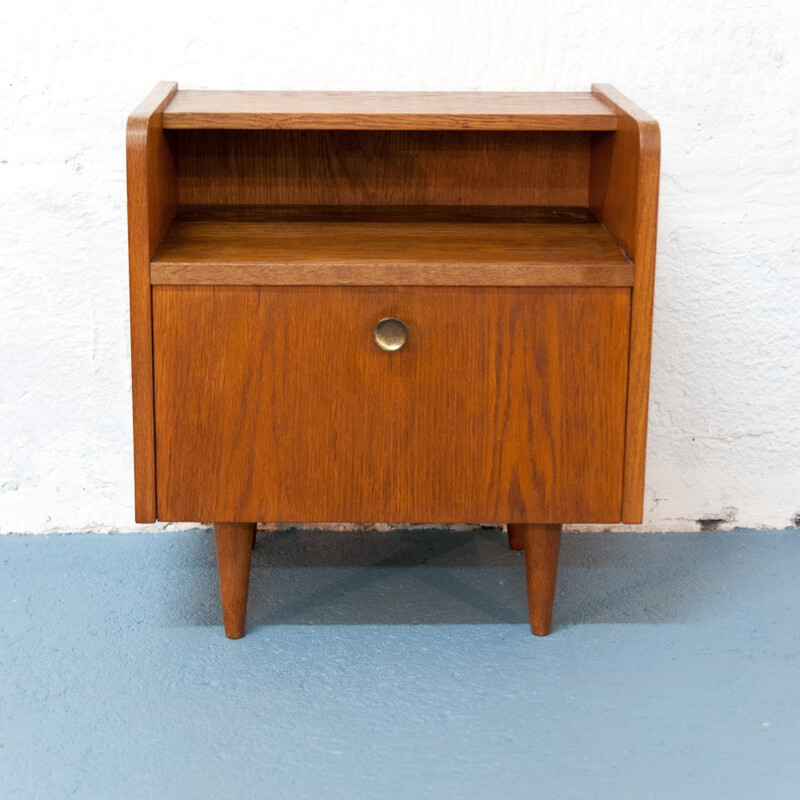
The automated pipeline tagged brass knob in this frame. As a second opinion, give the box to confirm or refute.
[373,318,408,351]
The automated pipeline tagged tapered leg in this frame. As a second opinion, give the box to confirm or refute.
[519,523,562,636]
[213,522,256,639]
[506,523,525,551]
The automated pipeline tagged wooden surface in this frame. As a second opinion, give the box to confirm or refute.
[126,81,177,522]
[171,205,600,223]
[151,206,633,287]
[213,523,256,639]
[172,130,591,208]
[590,84,660,523]
[507,524,525,551]
[516,524,562,635]
[153,286,630,523]
[162,91,619,130]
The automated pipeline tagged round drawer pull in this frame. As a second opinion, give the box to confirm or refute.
[373,318,408,351]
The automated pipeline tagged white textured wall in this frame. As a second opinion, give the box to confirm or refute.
[1,0,798,532]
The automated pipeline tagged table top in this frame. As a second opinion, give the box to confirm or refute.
[161,90,619,131]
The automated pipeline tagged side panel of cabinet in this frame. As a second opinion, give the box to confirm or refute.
[153,286,630,523]
[591,84,660,522]
[127,81,178,522]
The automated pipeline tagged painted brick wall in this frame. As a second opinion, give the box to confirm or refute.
[1,0,798,532]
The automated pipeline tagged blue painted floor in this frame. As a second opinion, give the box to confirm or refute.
[1,528,798,799]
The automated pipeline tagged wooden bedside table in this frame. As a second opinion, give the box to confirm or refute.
[127,84,659,638]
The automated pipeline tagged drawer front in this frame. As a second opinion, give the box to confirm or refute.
[153,286,630,523]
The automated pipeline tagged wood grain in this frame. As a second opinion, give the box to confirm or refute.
[171,130,591,208]
[162,91,618,131]
[153,286,630,524]
[126,81,178,522]
[150,206,633,287]
[213,522,256,638]
[590,85,660,523]
[519,523,562,635]
[172,204,603,223]
[507,524,525,551]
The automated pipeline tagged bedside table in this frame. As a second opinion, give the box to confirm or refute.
[127,84,659,638]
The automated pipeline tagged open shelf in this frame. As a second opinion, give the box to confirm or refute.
[150,205,633,286]
[162,91,619,131]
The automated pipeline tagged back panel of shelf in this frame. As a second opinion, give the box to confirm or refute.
[166,129,592,208]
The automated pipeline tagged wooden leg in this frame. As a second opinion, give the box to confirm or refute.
[213,522,256,639]
[520,523,562,636]
[506,523,525,551]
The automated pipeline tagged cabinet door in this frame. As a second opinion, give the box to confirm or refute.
[153,286,630,523]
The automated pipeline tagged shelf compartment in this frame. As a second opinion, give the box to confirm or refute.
[162,91,619,131]
[150,205,633,287]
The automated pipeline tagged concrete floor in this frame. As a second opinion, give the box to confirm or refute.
[1,527,798,799]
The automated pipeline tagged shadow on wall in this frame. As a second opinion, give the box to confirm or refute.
[168,527,756,631]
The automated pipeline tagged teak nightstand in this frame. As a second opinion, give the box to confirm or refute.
[127,84,659,638]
